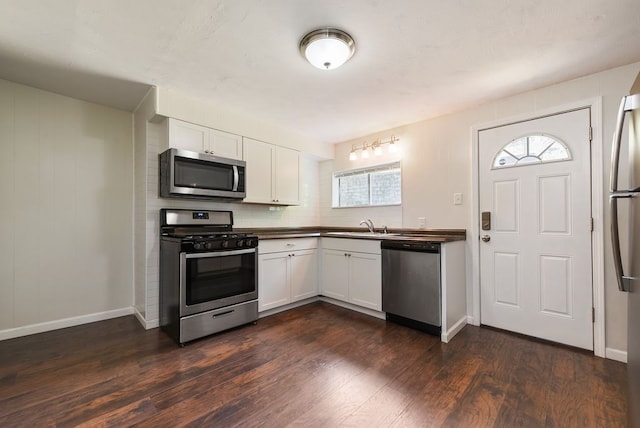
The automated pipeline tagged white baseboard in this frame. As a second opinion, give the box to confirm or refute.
[605,347,628,363]
[466,315,479,326]
[258,297,320,318]
[0,307,134,341]
[318,296,386,320]
[441,316,467,343]
[134,307,160,330]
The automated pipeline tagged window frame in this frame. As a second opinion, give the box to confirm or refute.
[332,161,402,208]
[491,133,572,170]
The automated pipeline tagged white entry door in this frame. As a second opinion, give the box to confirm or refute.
[479,108,593,350]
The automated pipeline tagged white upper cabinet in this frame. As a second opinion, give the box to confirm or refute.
[243,137,300,205]
[166,118,243,160]
[167,118,208,152]
[243,138,273,204]
[209,129,243,160]
[274,146,300,205]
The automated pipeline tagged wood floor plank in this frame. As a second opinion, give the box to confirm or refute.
[0,302,628,427]
[493,338,555,427]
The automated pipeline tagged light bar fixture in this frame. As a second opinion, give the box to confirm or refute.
[348,136,400,161]
[299,28,355,70]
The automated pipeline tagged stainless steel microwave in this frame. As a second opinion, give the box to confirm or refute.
[159,148,246,200]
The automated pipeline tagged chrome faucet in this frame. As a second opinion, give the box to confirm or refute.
[360,219,375,233]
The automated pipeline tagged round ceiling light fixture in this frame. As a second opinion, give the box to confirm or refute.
[299,28,355,70]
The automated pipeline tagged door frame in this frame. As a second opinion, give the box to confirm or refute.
[470,97,605,357]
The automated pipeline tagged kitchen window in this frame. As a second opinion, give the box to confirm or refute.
[332,162,402,208]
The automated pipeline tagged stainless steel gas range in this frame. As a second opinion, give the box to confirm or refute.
[159,209,258,346]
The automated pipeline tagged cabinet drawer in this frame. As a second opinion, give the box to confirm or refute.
[321,238,381,255]
[259,238,318,254]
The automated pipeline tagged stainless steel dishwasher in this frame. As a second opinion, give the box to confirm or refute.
[381,240,441,335]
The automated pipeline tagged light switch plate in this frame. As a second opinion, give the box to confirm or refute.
[453,193,463,205]
[418,217,426,228]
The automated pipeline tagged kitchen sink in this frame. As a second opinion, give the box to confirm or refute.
[323,231,399,238]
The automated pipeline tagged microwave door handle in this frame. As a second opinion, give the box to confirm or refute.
[232,165,239,192]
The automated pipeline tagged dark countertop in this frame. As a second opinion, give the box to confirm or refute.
[234,226,466,243]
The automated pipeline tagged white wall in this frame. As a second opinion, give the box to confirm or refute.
[324,62,640,353]
[0,79,134,339]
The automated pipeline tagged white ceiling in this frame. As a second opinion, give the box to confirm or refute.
[1,0,639,143]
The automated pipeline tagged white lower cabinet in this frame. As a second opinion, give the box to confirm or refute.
[259,236,465,342]
[290,250,319,301]
[319,249,349,301]
[320,238,382,311]
[348,252,382,310]
[259,253,290,311]
[258,238,318,312]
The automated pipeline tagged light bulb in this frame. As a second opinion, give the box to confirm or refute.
[374,145,383,156]
[388,142,398,153]
[349,150,357,161]
[362,147,370,158]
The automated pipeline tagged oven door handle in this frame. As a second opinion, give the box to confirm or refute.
[183,248,256,259]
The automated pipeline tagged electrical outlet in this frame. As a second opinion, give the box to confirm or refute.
[453,193,463,205]
[418,217,426,229]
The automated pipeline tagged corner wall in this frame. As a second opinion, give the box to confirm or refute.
[0,79,134,339]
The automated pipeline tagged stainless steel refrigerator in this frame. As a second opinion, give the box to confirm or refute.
[610,71,640,428]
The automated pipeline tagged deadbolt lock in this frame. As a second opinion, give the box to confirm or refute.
[481,211,491,230]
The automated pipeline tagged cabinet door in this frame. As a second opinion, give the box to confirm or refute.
[321,249,349,302]
[274,146,300,205]
[168,119,208,153]
[243,138,274,203]
[209,129,243,160]
[290,249,318,302]
[349,253,382,311]
[258,253,290,311]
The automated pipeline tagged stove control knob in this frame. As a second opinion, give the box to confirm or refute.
[245,239,254,247]
[237,239,244,248]
[205,242,214,250]
[221,240,229,248]
[193,242,203,250]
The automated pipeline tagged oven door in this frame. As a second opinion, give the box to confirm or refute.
[179,248,257,316]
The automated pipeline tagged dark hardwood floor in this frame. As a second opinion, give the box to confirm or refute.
[0,302,627,427]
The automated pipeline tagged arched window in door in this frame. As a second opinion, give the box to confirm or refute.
[492,134,571,169]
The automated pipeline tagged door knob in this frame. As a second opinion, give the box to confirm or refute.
[481,235,491,242]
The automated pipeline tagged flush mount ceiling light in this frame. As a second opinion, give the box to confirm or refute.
[299,28,355,70]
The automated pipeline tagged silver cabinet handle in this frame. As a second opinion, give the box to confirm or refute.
[481,235,491,242]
